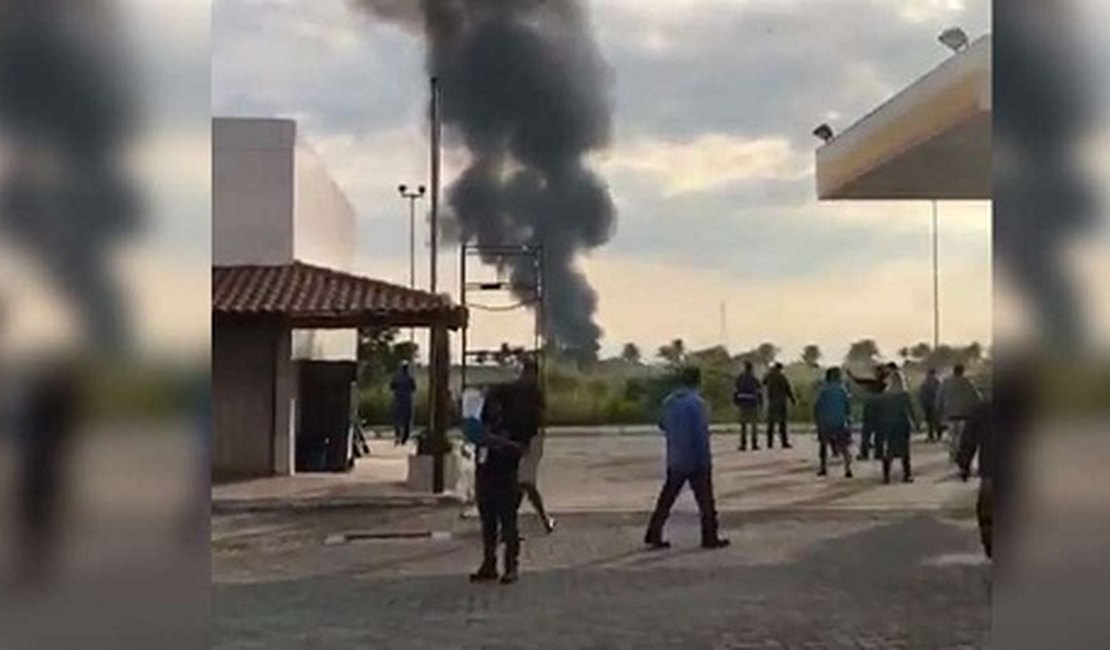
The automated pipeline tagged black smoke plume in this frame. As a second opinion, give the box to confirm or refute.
[994,1,1093,351]
[353,0,617,357]
[0,1,139,354]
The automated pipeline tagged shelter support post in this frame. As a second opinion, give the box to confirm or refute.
[429,324,451,493]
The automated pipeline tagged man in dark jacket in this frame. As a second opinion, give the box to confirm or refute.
[470,361,540,585]
[734,361,762,451]
[847,365,888,461]
[389,363,416,445]
[919,367,942,442]
[957,400,993,558]
[762,363,796,449]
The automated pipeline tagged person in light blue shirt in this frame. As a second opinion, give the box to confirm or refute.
[814,367,854,478]
[643,366,729,550]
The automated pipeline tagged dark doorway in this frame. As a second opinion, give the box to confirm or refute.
[296,361,358,473]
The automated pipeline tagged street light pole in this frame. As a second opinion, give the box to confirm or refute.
[397,184,426,345]
[932,199,940,350]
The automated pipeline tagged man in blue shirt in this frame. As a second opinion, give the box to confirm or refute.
[644,366,730,550]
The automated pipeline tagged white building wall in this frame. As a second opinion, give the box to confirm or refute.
[212,118,296,266]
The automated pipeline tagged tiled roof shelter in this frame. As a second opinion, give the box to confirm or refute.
[213,262,468,330]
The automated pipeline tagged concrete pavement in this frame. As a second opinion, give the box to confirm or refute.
[213,433,977,516]
[213,430,989,648]
[214,509,989,649]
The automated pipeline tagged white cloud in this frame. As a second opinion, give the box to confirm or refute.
[597,134,811,196]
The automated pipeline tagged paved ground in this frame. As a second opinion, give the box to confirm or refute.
[214,509,989,649]
[214,433,978,515]
[214,433,990,649]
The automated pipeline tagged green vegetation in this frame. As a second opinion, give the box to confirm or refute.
[356,332,991,427]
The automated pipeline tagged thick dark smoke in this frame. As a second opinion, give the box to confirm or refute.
[354,0,616,356]
[0,1,139,354]
[994,1,1093,351]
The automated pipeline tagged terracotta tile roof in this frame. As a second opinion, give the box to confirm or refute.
[212,262,467,329]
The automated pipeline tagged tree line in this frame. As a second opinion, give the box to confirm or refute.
[355,327,989,428]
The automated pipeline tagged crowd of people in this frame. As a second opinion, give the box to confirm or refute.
[394,356,987,585]
[732,360,985,482]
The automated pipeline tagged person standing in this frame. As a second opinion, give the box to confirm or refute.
[879,372,920,483]
[389,363,416,446]
[918,367,942,442]
[937,364,983,464]
[813,367,854,478]
[847,365,887,461]
[645,366,730,550]
[469,365,537,585]
[957,396,994,557]
[514,360,555,535]
[733,361,762,451]
[762,362,796,449]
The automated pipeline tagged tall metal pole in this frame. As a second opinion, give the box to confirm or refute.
[428,76,444,494]
[430,76,441,294]
[409,196,416,293]
[398,185,425,345]
[408,195,417,345]
[932,200,940,349]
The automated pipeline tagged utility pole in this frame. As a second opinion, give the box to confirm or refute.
[429,76,441,295]
[428,76,445,494]
[719,301,728,349]
[398,184,426,345]
[932,200,940,350]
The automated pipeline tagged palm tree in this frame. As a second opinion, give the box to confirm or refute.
[620,342,642,365]
[845,339,881,365]
[755,342,779,367]
[657,338,686,366]
[801,344,822,367]
[910,342,932,362]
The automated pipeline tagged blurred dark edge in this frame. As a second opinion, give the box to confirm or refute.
[993,1,1110,648]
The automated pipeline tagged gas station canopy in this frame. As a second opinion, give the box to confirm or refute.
[816,35,991,201]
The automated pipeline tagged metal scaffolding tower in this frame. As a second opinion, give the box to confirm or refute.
[459,243,545,395]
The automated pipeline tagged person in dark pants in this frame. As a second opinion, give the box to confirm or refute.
[957,399,993,558]
[814,367,854,478]
[11,359,79,590]
[918,367,942,442]
[733,361,762,451]
[847,365,888,461]
[879,372,920,483]
[470,363,538,585]
[389,363,416,445]
[645,366,730,550]
[762,362,796,449]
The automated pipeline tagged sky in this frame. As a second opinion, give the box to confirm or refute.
[208,0,996,363]
[0,0,997,364]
